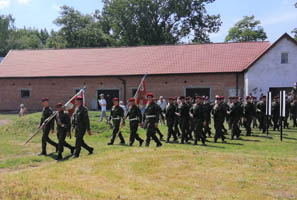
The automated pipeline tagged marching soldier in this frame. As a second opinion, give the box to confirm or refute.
[173,97,181,138]
[271,96,280,131]
[284,97,291,129]
[212,96,227,143]
[155,99,165,141]
[256,96,267,133]
[165,97,178,143]
[243,96,255,136]
[72,96,93,158]
[108,98,126,145]
[228,97,243,140]
[291,97,297,127]
[39,97,58,156]
[252,96,258,128]
[55,103,75,160]
[203,96,212,137]
[144,93,162,147]
[176,96,190,144]
[190,96,206,145]
[126,98,144,146]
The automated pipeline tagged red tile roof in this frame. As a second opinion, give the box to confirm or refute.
[0,41,270,78]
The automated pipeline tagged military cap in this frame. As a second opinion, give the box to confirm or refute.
[274,96,279,99]
[246,96,251,100]
[252,96,257,99]
[129,97,135,102]
[196,96,203,99]
[215,95,220,99]
[186,96,191,100]
[260,95,266,99]
[205,96,209,100]
[146,93,154,98]
[41,97,49,102]
[168,97,174,101]
[113,97,119,102]
[55,102,63,108]
[179,96,186,100]
[220,96,225,99]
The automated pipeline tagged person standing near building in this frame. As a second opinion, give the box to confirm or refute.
[107,98,126,145]
[39,98,58,156]
[144,93,162,147]
[98,94,108,122]
[157,96,167,124]
[125,98,144,146]
[55,103,75,160]
[72,96,93,158]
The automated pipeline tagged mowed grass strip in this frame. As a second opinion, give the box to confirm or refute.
[0,112,297,199]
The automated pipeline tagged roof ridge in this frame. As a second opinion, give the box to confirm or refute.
[7,40,270,52]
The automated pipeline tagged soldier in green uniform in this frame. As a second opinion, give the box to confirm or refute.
[125,98,144,146]
[55,103,75,160]
[252,96,258,129]
[186,97,194,140]
[39,98,58,156]
[155,99,165,141]
[176,96,190,144]
[291,97,297,127]
[271,96,280,131]
[72,96,93,158]
[108,98,126,145]
[203,96,212,138]
[212,96,227,143]
[190,96,206,145]
[165,97,178,143]
[144,93,162,147]
[243,96,255,136]
[256,96,267,133]
[173,97,181,138]
[284,97,291,129]
[228,97,243,140]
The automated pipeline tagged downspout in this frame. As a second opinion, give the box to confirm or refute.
[236,73,239,96]
[117,77,127,103]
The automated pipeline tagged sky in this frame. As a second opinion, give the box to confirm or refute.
[0,0,296,43]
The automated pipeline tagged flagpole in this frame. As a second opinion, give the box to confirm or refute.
[134,74,147,99]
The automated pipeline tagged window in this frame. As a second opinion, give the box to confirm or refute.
[281,52,288,64]
[21,89,30,98]
[185,88,210,98]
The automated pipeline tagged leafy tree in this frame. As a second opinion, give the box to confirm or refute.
[0,15,14,56]
[293,2,297,40]
[100,0,222,45]
[53,5,113,48]
[225,16,267,42]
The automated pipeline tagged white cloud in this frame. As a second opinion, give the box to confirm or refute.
[52,4,61,12]
[17,0,32,5]
[0,0,10,9]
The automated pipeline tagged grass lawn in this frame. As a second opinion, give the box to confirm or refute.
[0,111,297,200]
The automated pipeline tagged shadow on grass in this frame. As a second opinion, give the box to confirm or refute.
[283,136,297,141]
[57,154,74,162]
[239,138,261,142]
[251,135,273,139]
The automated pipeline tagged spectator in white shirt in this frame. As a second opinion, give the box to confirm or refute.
[98,94,108,122]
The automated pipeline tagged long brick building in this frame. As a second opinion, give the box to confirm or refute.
[0,33,296,111]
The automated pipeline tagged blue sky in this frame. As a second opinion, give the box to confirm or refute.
[0,0,296,43]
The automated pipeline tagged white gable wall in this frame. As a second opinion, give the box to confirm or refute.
[244,37,297,98]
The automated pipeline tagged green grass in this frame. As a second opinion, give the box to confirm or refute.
[0,112,297,199]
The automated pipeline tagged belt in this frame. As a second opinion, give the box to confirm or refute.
[112,117,121,120]
[146,115,156,118]
[129,118,138,121]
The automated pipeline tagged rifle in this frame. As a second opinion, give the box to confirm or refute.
[24,111,57,145]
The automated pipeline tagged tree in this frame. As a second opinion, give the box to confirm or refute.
[100,0,222,45]
[225,16,267,42]
[0,15,14,56]
[53,5,113,48]
[292,2,297,40]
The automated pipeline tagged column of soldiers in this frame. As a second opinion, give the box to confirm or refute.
[38,85,297,159]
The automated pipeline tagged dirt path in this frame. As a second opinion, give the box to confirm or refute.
[0,120,10,126]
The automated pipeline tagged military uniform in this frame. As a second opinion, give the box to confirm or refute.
[126,99,144,146]
[284,100,291,129]
[229,98,243,139]
[72,102,93,157]
[144,93,162,147]
[203,99,212,137]
[155,103,164,140]
[55,104,75,160]
[243,98,255,136]
[178,97,191,144]
[108,99,126,145]
[256,98,267,133]
[212,97,226,143]
[191,98,206,145]
[40,99,58,155]
[165,99,178,143]
[173,99,181,137]
[291,100,297,127]
[271,98,280,131]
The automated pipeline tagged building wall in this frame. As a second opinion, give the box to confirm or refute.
[0,73,243,111]
[244,37,297,98]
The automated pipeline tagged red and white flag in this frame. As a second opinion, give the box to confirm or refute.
[64,89,85,116]
[135,80,147,105]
